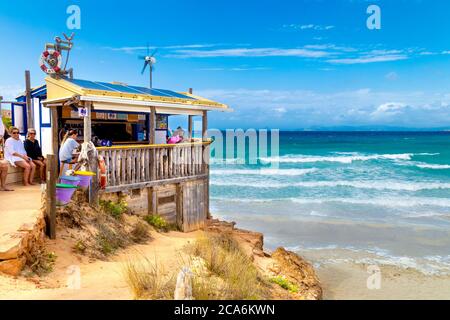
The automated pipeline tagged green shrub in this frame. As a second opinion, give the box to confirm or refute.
[27,247,57,276]
[95,224,128,256]
[73,240,87,254]
[100,199,128,219]
[270,276,298,293]
[144,214,170,232]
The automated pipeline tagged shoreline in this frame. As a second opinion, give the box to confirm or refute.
[316,261,450,300]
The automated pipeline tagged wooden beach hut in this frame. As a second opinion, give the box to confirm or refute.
[13,77,230,232]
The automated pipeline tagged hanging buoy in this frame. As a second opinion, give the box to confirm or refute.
[39,50,62,74]
[98,156,107,189]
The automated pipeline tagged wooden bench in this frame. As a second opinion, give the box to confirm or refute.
[5,163,40,185]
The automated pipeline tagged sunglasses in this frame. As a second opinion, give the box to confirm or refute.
[29,132,36,135]
[12,132,19,135]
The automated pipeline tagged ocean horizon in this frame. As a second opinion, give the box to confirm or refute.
[210,131,450,275]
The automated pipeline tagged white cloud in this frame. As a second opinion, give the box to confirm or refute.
[371,102,407,118]
[106,44,222,54]
[167,47,332,58]
[200,66,270,71]
[274,107,287,114]
[327,54,408,64]
[283,24,335,31]
[201,88,450,129]
[385,72,398,80]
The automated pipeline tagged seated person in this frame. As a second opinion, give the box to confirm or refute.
[59,129,80,175]
[4,127,36,186]
[0,159,12,191]
[0,118,13,191]
[24,128,46,183]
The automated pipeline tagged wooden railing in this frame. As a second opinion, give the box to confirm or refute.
[97,141,211,192]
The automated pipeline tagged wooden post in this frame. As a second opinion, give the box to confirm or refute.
[149,106,155,144]
[82,102,98,206]
[150,106,156,181]
[46,154,57,239]
[201,111,210,219]
[89,156,99,206]
[83,102,92,142]
[202,111,208,141]
[51,107,59,156]
[188,115,193,140]
[25,71,34,129]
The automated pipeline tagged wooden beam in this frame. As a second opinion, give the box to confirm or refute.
[25,71,34,129]
[46,154,57,239]
[102,174,208,193]
[51,107,59,156]
[149,106,156,144]
[83,101,92,142]
[202,111,208,141]
[188,115,193,139]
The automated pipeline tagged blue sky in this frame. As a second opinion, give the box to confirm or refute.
[1,0,450,129]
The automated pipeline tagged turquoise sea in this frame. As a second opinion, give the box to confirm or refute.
[209,131,450,275]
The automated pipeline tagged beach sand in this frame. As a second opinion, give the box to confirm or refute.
[316,262,450,300]
[0,229,199,300]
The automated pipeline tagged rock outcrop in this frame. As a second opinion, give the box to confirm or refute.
[0,209,46,276]
[205,218,322,300]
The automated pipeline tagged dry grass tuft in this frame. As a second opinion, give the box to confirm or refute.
[187,232,267,300]
[130,221,151,244]
[122,256,176,300]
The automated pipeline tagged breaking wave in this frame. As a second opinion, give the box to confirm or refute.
[210,168,317,176]
[259,153,419,164]
[211,196,450,209]
[210,180,450,191]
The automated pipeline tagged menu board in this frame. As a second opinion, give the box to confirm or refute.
[156,114,168,130]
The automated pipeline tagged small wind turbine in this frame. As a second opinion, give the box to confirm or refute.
[139,44,157,88]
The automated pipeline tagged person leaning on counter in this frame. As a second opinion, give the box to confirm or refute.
[59,129,80,175]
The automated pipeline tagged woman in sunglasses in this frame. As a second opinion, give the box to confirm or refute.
[4,126,36,186]
[24,128,46,183]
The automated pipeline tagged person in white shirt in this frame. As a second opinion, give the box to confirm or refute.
[0,116,13,191]
[4,126,36,186]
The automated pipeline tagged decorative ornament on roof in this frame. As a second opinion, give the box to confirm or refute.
[39,33,75,78]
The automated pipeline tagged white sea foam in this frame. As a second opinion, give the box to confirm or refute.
[416,163,450,170]
[211,196,450,210]
[210,168,317,176]
[259,153,416,164]
[287,245,450,275]
[210,179,450,191]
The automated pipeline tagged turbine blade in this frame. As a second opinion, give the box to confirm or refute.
[141,61,149,74]
[151,49,158,57]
